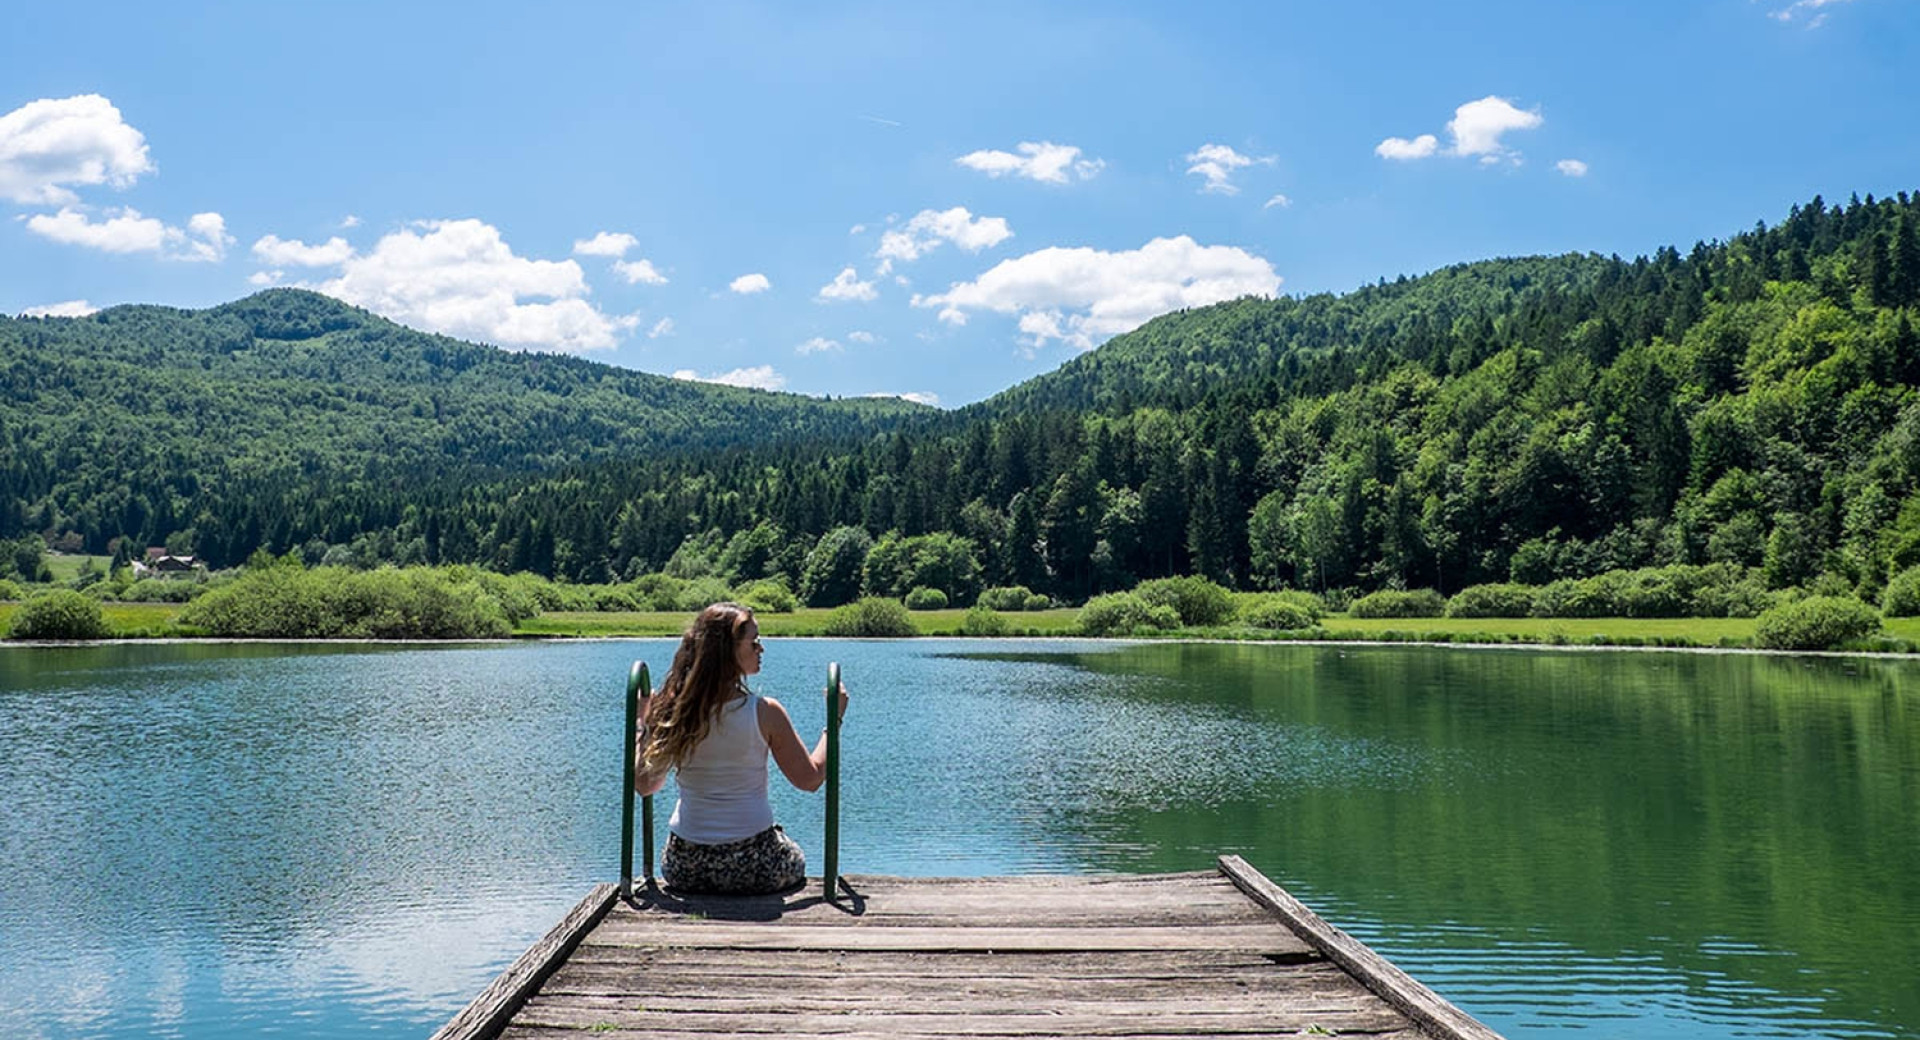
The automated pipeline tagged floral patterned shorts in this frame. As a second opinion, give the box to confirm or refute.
[662,825,806,895]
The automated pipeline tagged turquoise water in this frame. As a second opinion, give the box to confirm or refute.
[1,640,1916,1038]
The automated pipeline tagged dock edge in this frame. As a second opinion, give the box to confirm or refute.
[427,882,619,1040]
[1219,854,1506,1040]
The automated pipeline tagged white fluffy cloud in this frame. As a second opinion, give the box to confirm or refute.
[312,218,630,353]
[647,317,674,338]
[1185,143,1272,195]
[730,273,771,294]
[796,336,841,355]
[26,206,231,261]
[253,234,354,267]
[612,258,667,285]
[1447,96,1543,158]
[671,365,786,391]
[1264,194,1293,209]
[1556,159,1589,177]
[954,141,1103,184]
[847,330,877,344]
[876,207,1013,264]
[19,299,96,317]
[1377,96,1544,164]
[0,95,153,205]
[573,231,637,257]
[915,236,1281,352]
[1375,134,1439,160]
[817,267,877,302]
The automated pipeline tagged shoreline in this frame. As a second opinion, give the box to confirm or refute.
[5,631,1918,661]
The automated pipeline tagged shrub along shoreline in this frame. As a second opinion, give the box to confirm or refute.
[5,560,1920,654]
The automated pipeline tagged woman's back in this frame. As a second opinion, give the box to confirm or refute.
[668,692,773,845]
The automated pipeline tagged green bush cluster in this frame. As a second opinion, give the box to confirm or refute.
[1529,564,1773,619]
[737,578,798,613]
[1752,596,1881,651]
[1881,566,1920,617]
[1077,592,1181,636]
[1132,576,1234,626]
[1237,595,1317,631]
[1348,589,1447,618]
[904,586,949,610]
[179,565,512,638]
[6,590,110,640]
[114,579,204,603]
[0,578,23,601]
[821,597,917,637]
[1444,584,1536,618]
[960,605,1009,636]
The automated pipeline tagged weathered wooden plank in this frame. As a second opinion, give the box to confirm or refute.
[540,961,1353,997]
[563,945,1314,974]
[524,990,1387,1016]
[607,905,1270,928]
[428,883,617,1040]
[582,923,1302,952]
[501,1030,1428,1040]
[1221,854,1504,1040]
[512,1004,1416,1035]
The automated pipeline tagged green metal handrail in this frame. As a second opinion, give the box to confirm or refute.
[824,661,841,900]
[620,661,653,898]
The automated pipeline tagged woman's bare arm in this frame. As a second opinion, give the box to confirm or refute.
[759,691,845,792]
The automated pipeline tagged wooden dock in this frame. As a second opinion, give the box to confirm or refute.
[433,855,1505,1040]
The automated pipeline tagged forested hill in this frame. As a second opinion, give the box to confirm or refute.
[422,189,1920,598]
[8,191,1920,599]
[0,289,926,556]
[966,252,1625,418]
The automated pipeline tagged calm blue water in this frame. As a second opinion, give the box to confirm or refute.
[2,640,1916,1039]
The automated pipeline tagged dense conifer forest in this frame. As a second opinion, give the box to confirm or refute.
[6,191,1920,608]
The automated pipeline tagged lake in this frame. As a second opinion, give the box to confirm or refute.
[1,639,1916,1039]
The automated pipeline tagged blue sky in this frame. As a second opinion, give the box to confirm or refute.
[3,0,1914,406]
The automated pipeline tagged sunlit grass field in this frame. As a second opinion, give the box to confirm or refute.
[41,554,113,582]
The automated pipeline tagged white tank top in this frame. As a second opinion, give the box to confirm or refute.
[667,692,775,844]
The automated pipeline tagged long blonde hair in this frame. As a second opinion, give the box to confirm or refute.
[640,602,755,775]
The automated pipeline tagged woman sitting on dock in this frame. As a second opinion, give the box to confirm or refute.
[635,602,848,895]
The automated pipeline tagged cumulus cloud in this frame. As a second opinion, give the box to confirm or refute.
[310,218,630,353]
[1185,143,1273,195]
[26,205,231,261]
[817,266,877,302]
[914,236,1281,352]
[954,141,1103,184]
[847,330,877,344]
[671,365,786,391]
[249,270,283,286]
[1375,134,1440,161]
[19,299,96,317]
[1556,159,1589,177]
[866,391,940,407]
[573,231,637,257]
[1376,96,1544,164]
[1264,194,1293,209]
[0,94,153,205]
[340,215,362,228]
[876,207,1013,265]
[1447,96,1543,158]
[796,336,841,355]
[730,272,771,294]
[253,234,354,267]
[647,317,674,338]
[612,258,667,284]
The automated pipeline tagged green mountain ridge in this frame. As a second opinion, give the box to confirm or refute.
[6,190,1920,600]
